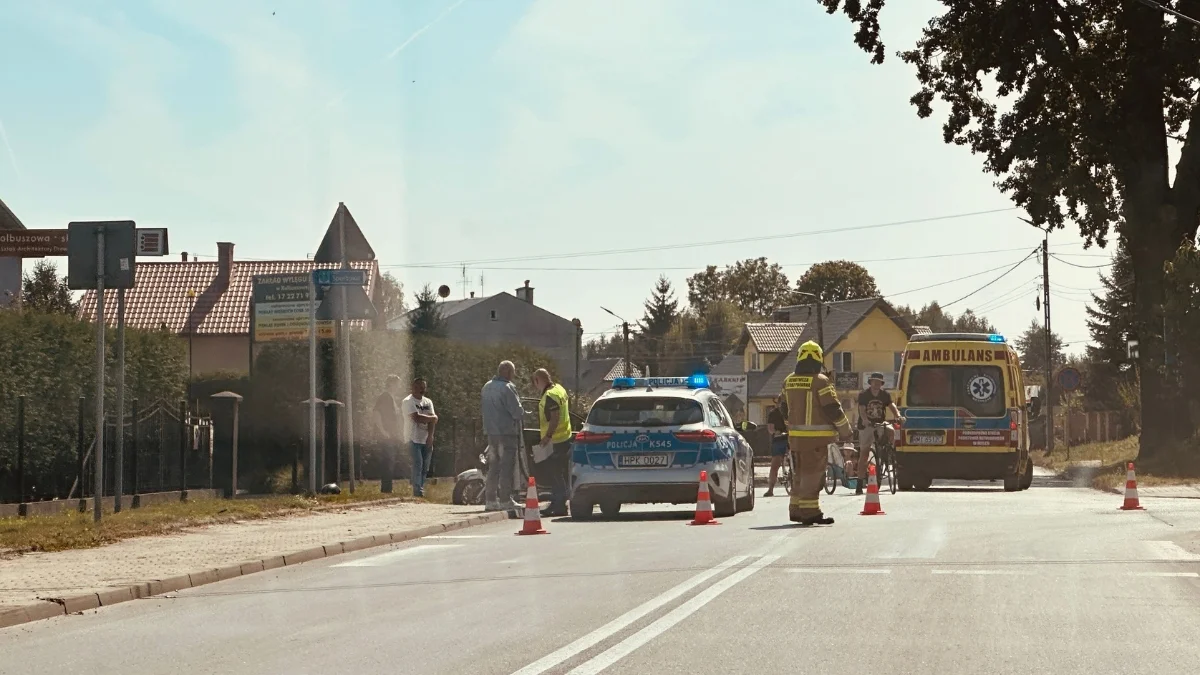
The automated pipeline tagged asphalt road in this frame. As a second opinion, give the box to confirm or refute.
[6,471,1200,675]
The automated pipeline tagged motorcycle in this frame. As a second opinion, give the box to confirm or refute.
[452,443,551,505]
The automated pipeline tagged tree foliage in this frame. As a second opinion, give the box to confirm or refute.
[686,257,792,318]
[22,260,76,315]
[376,271,406,325]
[892,301,996,334]
[1014,319,1067,380]
[1084,240,1136,411]
[818,0,1200,453]
[794,260,880,303]
[662,300,749,376]
[406,284,447,337]
[637,275,680,377]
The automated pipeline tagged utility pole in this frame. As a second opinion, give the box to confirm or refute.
[623,322,632,377]
[572,318,582,403]
[1041,236,1054,453]
[793,291,825,351]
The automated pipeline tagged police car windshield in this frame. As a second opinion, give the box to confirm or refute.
[908,365,1007,417]
[587,397,704,427]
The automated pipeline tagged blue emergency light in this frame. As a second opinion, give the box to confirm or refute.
[987,334,1006,343]
[611,374,711,390]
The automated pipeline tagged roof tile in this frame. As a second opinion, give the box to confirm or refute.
[745,322,806,353]
[77,260,378,335]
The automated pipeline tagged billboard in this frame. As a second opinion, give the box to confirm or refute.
[251,274,335,343]
[708,374,748,402]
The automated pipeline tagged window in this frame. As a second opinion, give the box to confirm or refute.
[489,310,497,321]
[907,365,1007,417]
[750,352,761,371]
[835,352,853,372]
[587,397,703,427]
[706,397,732,428]
[894,351,904,371]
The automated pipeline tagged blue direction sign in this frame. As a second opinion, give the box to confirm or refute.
[312,268,366,287]
[1056,366,1081,392]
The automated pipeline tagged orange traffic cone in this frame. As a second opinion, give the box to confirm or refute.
[859,464,885,516]
[688,470,720,526]
[1120,462,1144,511]
[516,477,549,535]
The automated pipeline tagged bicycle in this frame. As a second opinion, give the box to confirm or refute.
[780,451,794,495]
[869,421,899,495]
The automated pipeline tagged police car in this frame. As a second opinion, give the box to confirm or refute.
[569,374,755,519]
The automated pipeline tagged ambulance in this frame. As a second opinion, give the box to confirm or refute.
[895,332,1034,492]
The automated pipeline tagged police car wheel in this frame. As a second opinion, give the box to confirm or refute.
[599,500,622,518]
[571,498,594,520]
[714,469,738,518]
[736,479,755,512]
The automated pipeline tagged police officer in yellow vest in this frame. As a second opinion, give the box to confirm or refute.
[533,368,573,517]
[783,340,853,525]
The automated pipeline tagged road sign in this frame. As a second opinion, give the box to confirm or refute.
[136,228,169,256]
[312,268,366,287]
[1056,366,1081,392]
[313,203,375,262]
[0,229,69,257]
[316,283,378,321]
[66,221,137,290]
[250,274,334,342]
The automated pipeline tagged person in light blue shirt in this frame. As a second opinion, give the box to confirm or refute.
[481,360,525,511]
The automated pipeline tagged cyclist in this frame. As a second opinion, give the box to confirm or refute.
[762,394,789,497]
[855,372,903,495]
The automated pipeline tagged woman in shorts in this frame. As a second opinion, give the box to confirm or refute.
[763,395,790,497]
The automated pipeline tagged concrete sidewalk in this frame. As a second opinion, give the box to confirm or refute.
[0,501,500,624]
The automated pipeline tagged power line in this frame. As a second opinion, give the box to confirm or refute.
[940,248,1040,310]
[887,254,1037,298]
[1049,253,1112,269]
[1136,0,1200,28]
[408,207,1020,267]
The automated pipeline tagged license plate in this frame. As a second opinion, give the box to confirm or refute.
[617,454,670,468]
[908,432,945,446]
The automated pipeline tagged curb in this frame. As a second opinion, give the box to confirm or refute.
[0,511,507,631]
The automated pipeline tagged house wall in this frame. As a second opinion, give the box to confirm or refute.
[744,344,785,373]
[186,335,251,375]
[829,308,909,387]
[0,257,20,308]
[446,295,579,382]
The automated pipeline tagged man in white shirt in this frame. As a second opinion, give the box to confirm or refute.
[401,377,438,497]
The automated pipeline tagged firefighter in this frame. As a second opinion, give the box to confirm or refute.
[782,340,853,525]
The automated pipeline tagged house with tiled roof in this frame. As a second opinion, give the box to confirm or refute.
[389,280,581,386]
[711,297,918,423]
[577,357,644,402]
[77,241,382,375]
[0,197,25,308]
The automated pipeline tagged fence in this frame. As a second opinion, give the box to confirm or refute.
[1,396,216,513]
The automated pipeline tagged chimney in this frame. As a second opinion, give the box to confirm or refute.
[216,242,234,290]
[515,279,533,304]
[181,251,188,262]
[469,291,475,298]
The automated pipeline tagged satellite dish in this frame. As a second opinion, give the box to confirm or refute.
[437,284,451,298]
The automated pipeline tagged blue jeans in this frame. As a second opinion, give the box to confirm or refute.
[410,442,432,496]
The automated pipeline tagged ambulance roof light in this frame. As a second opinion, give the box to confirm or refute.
[988,334,1006,343]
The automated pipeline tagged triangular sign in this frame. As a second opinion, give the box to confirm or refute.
[316,283,379,321]
[313,203,375,263]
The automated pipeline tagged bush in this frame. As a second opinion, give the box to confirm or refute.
[0,312,186,501]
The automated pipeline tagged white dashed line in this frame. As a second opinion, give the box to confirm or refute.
[1134,571,1200,578]
[1144,541,1200,561]
[788,568,891,575]
[331,544,463,567]
[931,569,1028,576]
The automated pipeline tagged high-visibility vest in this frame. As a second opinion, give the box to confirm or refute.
[539,383,572,443]
[783,373,849,438]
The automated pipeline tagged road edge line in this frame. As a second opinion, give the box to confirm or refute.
[0,510,507,631]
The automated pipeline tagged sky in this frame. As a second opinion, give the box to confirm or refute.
[0,0,1118,355]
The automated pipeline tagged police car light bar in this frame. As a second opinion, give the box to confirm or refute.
[612,374,711,390]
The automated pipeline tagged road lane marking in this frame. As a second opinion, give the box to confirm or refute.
[930,569,1028,576]
[877,520,947,559]
[330,544,462,567]
[508,555,749,675]
[788,567,891,574]
[1144,541,1200,561]
[1135,572,1200,578]
[425,535,494,539]
[565,556,781,675]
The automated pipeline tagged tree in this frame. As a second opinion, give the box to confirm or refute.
[637,276,680,377]
[794,260,880,303]
[1014,319,1067,381]
[22,260,76,314]
[819,0,1200,454]
[892,301,997,333]
[661,300,749,376]
[685,257,792,318]
[406,284,447,337]
[376,272,406,325]
[1084,240,1135,411]
[583,333,623,359]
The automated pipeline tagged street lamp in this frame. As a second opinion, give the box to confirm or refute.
[600,307,633,377]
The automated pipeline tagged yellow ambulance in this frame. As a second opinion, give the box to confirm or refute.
[896,332,1034,492]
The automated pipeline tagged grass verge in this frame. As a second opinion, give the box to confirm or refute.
[1031,435,1200,491]
[0,480,452,556]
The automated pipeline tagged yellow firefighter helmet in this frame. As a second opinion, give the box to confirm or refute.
[796,340,823,363]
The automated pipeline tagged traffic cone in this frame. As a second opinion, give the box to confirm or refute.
[689,470,720,526]
[1120,462,1144,511]
[516,477,549,535]
[859,464,885,516]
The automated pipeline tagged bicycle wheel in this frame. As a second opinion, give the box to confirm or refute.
[782,458,794,495]
[884,447,897,494]
[823,463,836,495]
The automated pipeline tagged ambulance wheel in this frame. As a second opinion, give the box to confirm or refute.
[714,469,738,518]
[1003,470,1020,492]
[913,475,933,491]
[571,498,595,520]
[896,469,913,492]
[1019,458,1034,490]
[599,500,622,518]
